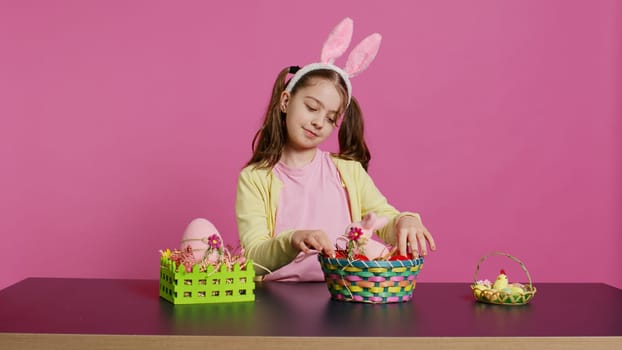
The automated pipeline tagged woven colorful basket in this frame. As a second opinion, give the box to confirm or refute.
[471,252,536,305]
[318,254,424,303]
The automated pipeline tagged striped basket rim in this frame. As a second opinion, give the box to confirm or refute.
[318,254,424,268]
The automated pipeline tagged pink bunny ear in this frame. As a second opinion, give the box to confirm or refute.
[320,17,354,64]
[360,212,375,228]
[344,33,382,77]
[361,212,389,230]
[373,215,389,230]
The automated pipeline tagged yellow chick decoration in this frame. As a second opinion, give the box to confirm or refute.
[492,269,509,290]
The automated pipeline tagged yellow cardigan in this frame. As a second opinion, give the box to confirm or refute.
[235,156,419,275]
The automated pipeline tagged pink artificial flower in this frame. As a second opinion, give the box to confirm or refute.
[183,260,194,273]
[169,247,196,271]
[347,227,363,241]
[207,234,222,249]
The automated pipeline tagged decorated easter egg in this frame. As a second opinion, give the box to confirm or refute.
[508,285,525,295]
[472,284,488,298]
[179,218,222,260]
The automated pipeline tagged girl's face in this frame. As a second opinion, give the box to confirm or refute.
[280,78,343,151]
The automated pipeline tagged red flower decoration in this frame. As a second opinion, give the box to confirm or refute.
[207,234,222,249]
[347,227,363,241]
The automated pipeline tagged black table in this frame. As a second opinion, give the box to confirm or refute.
[1,278,620,349]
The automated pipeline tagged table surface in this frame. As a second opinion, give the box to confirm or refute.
[0,278,621,338]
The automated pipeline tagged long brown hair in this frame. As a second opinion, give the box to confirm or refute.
[247,67,371,170]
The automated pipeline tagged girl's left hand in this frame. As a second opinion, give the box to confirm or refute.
[396,214,436,258]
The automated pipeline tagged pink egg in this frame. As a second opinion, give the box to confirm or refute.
[179,218,222,261]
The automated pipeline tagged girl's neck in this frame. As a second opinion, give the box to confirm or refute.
[280,146,318,169]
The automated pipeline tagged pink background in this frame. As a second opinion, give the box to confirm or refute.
[1,0,621,291]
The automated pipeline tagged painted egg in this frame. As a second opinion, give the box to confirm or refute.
[179,218,222,260]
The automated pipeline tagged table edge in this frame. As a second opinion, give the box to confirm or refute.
[1,333,621,350]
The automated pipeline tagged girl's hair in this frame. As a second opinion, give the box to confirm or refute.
[247,67,371,170]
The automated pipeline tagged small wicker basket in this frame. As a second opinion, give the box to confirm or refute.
[318,254,424,303]
[471,252,536,305]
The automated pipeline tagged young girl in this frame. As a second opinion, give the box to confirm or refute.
[234,18,436,281]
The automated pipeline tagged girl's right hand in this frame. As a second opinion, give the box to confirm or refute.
[291,230,335,258]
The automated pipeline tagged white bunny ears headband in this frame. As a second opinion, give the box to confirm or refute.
[284,17,382,105]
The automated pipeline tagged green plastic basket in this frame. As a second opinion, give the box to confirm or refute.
[318,254,424,303]
[159,256,255,304]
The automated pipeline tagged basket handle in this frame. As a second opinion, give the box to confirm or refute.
[473,251,533,288]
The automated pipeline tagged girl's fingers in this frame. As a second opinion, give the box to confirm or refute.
[305,236,322,251]
[396,217,437,258]
[398,228,409,256]
[304,231,335,256]
[317,234,335,257]
[416,232,427,256]
[298,240,310,253]
[425,230,437,251]
[409,234,419,258]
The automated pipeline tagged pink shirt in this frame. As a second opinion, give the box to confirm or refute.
[267,150,351,281]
